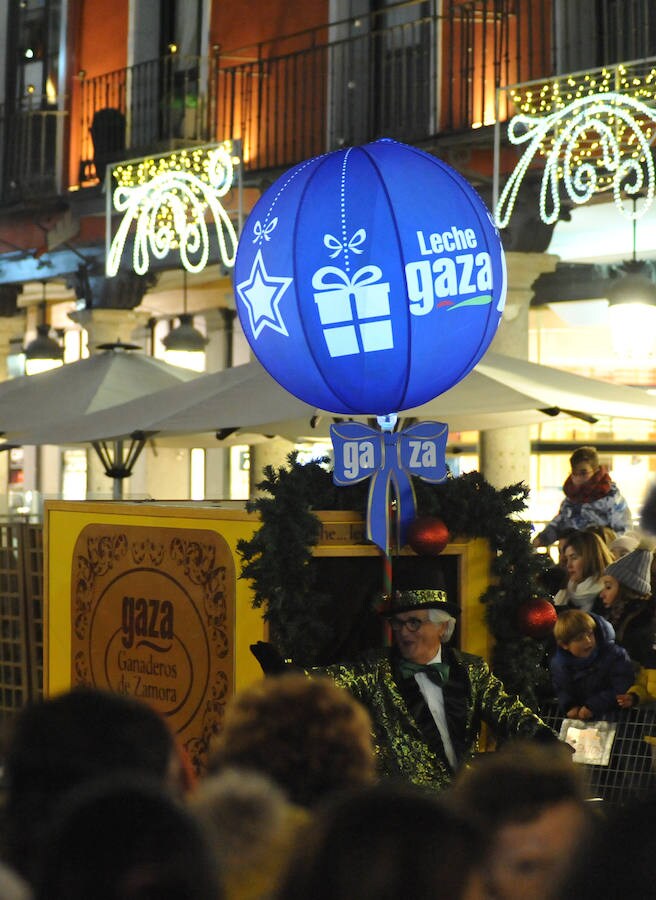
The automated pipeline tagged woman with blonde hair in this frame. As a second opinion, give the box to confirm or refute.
[208,674,377,809]
[554,530,613,613]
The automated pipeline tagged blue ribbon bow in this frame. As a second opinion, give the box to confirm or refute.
[330,420,448,552]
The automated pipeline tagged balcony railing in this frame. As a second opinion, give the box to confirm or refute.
[2,0,656,202]
[0,102,67,203]
[76,53,216,183]
[212,0,553,154]
[74,1,553,182]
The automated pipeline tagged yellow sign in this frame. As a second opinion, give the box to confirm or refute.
[71,523,232,765]
[44,502,264,774]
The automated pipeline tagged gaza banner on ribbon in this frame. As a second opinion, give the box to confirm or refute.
[330,421,449,552]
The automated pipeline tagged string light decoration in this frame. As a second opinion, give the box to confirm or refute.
[106,141,239,277]
[495,62,656,228]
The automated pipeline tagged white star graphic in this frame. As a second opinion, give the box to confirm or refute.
[236,250,293,339]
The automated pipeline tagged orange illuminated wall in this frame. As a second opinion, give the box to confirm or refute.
[67,0,129,186]
[210,1,329,57]
[438,0,553,139]
[210,0,329,169]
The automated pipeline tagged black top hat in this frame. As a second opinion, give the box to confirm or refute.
[374,559,460,618]
[387,588,460,618]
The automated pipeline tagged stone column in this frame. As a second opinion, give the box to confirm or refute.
[249,437,296,497]
[68,308,152,352]
[479,253,559,489]
[203,307,234,499]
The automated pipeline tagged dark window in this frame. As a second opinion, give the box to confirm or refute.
[555,0,656,73]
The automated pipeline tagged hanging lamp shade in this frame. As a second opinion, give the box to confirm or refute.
[162,314,209,352]
[161,268,208,372]
[607,259,656,307]
[23,323,64,376]
[162,314,208,372]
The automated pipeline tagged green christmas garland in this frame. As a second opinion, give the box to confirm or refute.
[237,453,554,707]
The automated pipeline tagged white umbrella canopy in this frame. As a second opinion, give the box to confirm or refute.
[4,359,312,446]
[0,342,197,434]
[6,351,656,449]
[0,343,199,498]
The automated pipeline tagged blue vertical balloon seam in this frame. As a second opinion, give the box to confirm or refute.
[237,155,342,411]
[234,138,506,418]
[301,146,406,413]
[292,155,343,408]
[358,144,414,408]
[299,148,404,413]
[240,154,318,342]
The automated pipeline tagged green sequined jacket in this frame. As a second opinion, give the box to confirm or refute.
[322,646,555,792]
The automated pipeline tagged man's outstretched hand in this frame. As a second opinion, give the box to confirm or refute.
[250,641,295,675]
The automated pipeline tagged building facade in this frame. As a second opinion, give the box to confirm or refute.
[0,0,655,524]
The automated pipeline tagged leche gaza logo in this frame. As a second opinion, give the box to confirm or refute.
[236,219,498,356]
[88,568,210,733]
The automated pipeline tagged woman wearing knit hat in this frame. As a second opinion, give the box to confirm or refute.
[599,544,656,669]
[609,531,641,560]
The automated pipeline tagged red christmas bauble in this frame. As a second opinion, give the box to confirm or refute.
[517,597,557,639]
[406,517,450,556]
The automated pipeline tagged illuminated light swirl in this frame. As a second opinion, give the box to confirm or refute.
[106,144,238,276]
[495,91,656,228]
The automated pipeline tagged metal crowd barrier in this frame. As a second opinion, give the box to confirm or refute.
[539,700,656,806]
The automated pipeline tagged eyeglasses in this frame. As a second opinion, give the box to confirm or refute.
[388,616,427,633]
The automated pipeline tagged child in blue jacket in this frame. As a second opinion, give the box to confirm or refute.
[550,609,634,720]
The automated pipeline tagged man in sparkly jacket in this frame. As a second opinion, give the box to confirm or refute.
[253,584,559,792]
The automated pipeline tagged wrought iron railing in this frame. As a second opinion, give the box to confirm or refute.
[76,53,216,182]
[73,1,553,181]
[213,0,553,172]
[0,102,67,203]
[2,0,656,200]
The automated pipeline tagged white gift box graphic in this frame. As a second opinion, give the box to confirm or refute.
[312,264,394,358]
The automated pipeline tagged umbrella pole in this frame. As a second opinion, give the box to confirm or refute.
[112,440,124,500]
[112,441,123,500]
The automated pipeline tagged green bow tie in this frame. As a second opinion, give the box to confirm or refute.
[399,660,450,685]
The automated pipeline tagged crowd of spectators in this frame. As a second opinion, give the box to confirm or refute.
[0,678,652,900]
[1,444,655,898]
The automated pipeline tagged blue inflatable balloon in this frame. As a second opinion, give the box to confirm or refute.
[234,139,506,416]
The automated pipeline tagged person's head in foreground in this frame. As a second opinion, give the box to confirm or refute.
[208,673,376,807]
[559,790,656,900]
[275,780,485,900]
[32,775,222,900]
[2,686,178,885]
[447,741,592,900]
[189,766,308,900]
